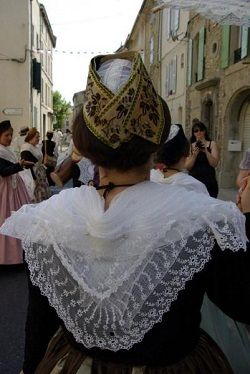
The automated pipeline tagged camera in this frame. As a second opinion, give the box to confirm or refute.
[196,140,205,150]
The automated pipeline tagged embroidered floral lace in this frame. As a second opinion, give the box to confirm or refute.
[155,0,250,26]
[0,182,247,351]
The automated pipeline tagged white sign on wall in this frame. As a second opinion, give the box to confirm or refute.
[2,108,23,116]
[228,140,242,152]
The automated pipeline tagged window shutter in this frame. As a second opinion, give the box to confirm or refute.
[166,9,170,39]
[173,55,177,94]
[221,25,230,68]
[197,27,205,81]
[32,59,41,92]
[241,26,249,59]
[187,39,193,86]
[174,9,180,33]
[165,64,169,97]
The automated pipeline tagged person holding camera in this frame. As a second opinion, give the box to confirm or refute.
[185,121,219,197]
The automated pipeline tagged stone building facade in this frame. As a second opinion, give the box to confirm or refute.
[186,14,250,187]
[123,1,189,130]
[121,3,250,188]
[0,0,56,138]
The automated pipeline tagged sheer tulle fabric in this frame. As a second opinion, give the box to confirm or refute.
[0,182,247,350]
[155,0,250,26]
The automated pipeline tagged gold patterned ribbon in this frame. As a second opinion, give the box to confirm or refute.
[83,51,165,149]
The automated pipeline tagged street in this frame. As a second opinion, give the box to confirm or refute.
[0,265,28,374]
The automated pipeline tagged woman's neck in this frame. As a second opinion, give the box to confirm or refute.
[163,168,180,178]
[98,164,151,210]
[162,159,185,178]
[99,166,150,187]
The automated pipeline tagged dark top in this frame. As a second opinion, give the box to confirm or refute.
[72,163,83,188]
[23,214,250,374]
[41,140,56,157]
[0,157,23,177]
[189,142,218,197]
[20,151,38,180]
[20,151,38,164]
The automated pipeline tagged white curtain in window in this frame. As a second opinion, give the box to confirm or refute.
[154,0,250,26]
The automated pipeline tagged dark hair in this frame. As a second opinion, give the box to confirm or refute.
[46,131,53,140]
[191,121,211,143]
[156,124,189,167]
[25,128,39,143]
[0,120,12,136]
[73,99,171,171]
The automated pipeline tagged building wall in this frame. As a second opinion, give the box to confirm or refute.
[160,9,189,128]
[40,3,54,137]
[0,0,55,139]
[32,0,42,133]
[124,3,189,130]
[0,0,31,136]
[186,14,250,187]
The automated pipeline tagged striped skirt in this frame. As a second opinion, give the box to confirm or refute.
[35,328,233,374]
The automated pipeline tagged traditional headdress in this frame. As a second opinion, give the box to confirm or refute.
[19,126,29,136]
[83,51,165,149]
[0,120,11,127]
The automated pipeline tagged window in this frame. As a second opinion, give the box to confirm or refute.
[230,26,242,64]
[166,8,180,39]
[221,25,249,68]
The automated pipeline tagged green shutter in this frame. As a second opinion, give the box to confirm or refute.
[173,55,177,94]
[221,25,230,68]
[187,39,192,86]
[241,26,249,59]
[197,27,205,81]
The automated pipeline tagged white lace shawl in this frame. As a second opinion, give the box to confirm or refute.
[0,144,19,188]
[0,181,247,351]
[151,169,209,194]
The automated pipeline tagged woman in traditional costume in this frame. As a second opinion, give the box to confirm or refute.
[0,120,32,265]
[151,124,208,194]
[41,131,58,186]
[21,128,51,202]
[1,52,250,374]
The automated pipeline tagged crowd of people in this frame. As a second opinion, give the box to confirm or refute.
[0,51,250,373]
